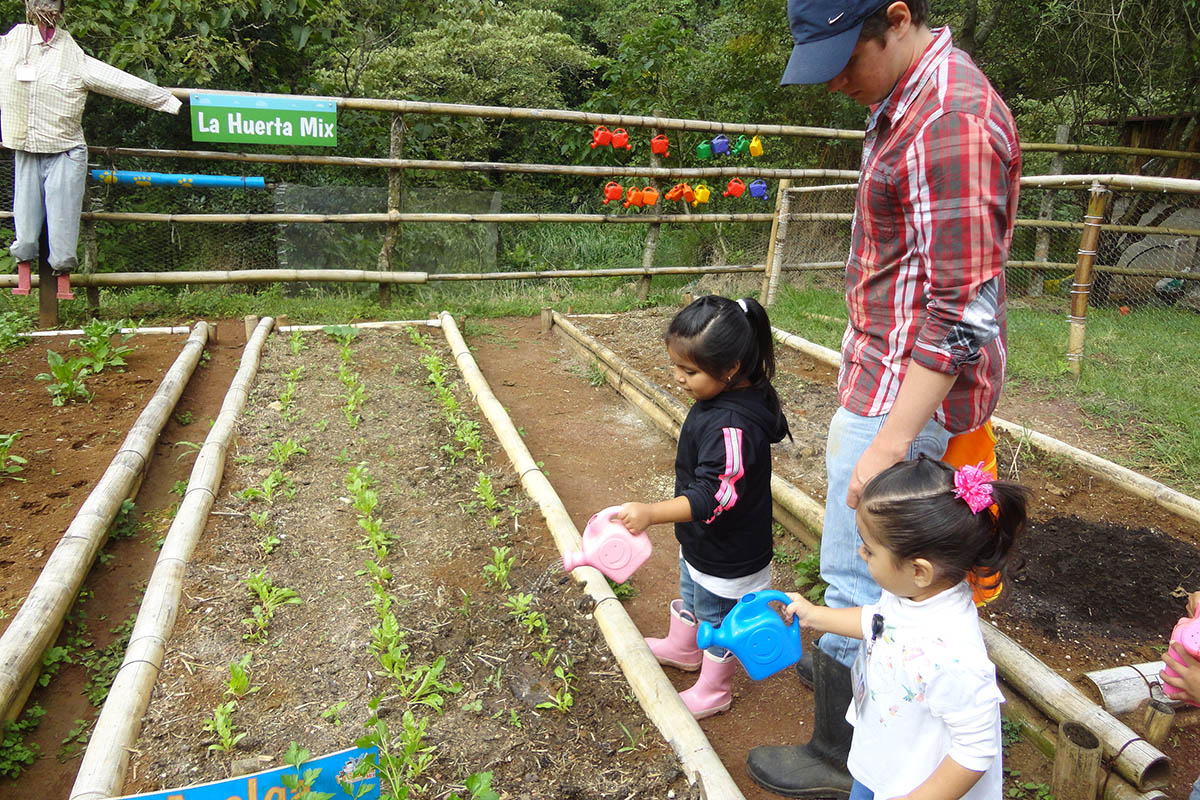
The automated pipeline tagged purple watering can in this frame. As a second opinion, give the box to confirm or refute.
[696,590,803,680]
[562,506,652,584]
[748,179,769,200]
[710,134,730,156]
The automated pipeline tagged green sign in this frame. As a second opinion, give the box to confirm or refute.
[190,93,337,147]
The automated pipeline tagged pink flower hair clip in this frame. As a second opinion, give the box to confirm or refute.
[953,462,994,515]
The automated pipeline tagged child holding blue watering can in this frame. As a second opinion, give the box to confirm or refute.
[617,295,790,719]
[775,457,1027,800]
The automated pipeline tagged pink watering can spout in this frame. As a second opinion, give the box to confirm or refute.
[562,506,652,584]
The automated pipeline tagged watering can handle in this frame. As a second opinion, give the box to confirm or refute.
[747,590,801,630]
[594,504,644,535]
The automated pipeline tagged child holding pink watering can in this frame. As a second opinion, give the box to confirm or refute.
[1159,590,1200,800]
[617,295,790,719]
[775,457,1027,800]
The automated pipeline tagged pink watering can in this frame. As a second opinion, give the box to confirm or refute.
[696,590,803,680]
[562,506,652,584]
[1163,612,1200,706]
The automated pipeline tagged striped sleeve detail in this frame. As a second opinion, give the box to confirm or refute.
[705,427,745,523]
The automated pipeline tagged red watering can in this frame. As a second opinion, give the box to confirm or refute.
[650,134,670,158]
[749,135,764,157]
[692,183,711,206]
[723,177,746,198]
[623,187,644,208]
[711,134,730,156]
[665,183,686,202]
[602,181,624,205]
[748,179,769,200]
[611,128,631,150]
[641,185,660,206]
[591,126,613,149]
[681,183,695,204]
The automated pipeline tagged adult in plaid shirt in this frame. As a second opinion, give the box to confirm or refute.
[748,1,1021,797]
[2,0,181,300]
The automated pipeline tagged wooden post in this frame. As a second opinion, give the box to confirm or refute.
[539,307,553,334]
[37,222,58,328]
[82,189,101,313]
[1066,182,1109,377]
[637,126,664,302]
[1030,124,1071,297]
[1052,721,1102,800]
[243,315,259,341]
[377,112,405,308]
[1142,699,1175,748]
[760,179,792,307]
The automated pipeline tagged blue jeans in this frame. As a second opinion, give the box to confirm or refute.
[849,780,874,800]
[10,146,87,273]
[678,556,738,658]
[1190,773,1200,800]
[819,406,950,666]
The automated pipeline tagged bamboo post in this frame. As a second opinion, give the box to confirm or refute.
[760,179,792,306]
[1084,663,1170,714]
[1030,124,1071,297]
[376,112,405,308]
[1067,182,1111,376]
[638,127,664,302]
[1052,721,1103,800]
[437,311,744,799]
[1142,699,1175,748]
[70,318,274,800]
[243,314,259,340]
[0,324,209,726]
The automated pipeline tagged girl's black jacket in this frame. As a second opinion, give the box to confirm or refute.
[674,387,789,578]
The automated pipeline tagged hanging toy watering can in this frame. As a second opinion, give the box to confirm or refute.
[731,134,751,157]
[696,140,714,160]
[711,134,730,156]
[749,135,765,157]
[681,183,695,204]
[623,187,644,208]
[665,183,686,202]
[723,177,746,198]
[748,179,769,200]
[650,134,671,158]
[562,506,652,584]
[692,183,711,206]
[611,128,631,150]
[592,126,613,149]
[696,590,803,680]
[602,181,624,205]
[641,185,660,206]
[1163,612,1200,706]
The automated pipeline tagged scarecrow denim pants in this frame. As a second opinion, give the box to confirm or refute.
[9,146,87,273]
[818,406,950,667]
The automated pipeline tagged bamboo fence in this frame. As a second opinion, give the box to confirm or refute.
[547,312,1171,794]
[437,311,744,799]
[0,323,210,726]
[69,317,275,800]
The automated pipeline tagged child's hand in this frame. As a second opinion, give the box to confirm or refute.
[1161,643,1200,704]
[777,592,818,627]
[617,502,652,533]
[1187,591,1200,618]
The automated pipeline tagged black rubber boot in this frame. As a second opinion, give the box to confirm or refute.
[793,650,813,689]
[746,647,853,798]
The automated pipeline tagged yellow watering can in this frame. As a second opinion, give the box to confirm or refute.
[692,183,711,206]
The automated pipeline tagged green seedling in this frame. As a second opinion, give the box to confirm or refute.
[268,438,307,467]
[287,330,306,356]
[319,700,347,726]
[482,546,514,590]
[173,410,194,426]
[0,432,28,482]
[203,700,245,752]
[616,722,647,754]
[248,509,270,529]
[323,324,358,348]
[281,742,335,800]
[504,592,533,618]
[0,311,31,353]
[238,468,292,503]
[0,704,46,779]
[169,479,188,497]
[225,653,260,698]
[535,660,576,714]
[791,550,829,604]
[258,533,281,556]
[71,318,135,373]
[36,350,92,405]
[473,472,500,511]
[241,570,302,642]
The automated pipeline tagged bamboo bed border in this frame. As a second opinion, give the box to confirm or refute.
[69,317,275,800]
[548,311,1170,793]
[0,323,210,726]
[437,311,744,799]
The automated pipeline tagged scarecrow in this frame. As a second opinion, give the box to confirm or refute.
[1,0,181,299]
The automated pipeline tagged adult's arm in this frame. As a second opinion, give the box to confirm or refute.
[82,55,182,114]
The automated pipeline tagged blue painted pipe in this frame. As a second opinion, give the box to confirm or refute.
[91,170,267,189]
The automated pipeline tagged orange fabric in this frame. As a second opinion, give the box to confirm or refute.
[942,420,1002,607]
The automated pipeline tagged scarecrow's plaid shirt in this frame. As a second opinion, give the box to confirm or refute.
[838,27,1021,435]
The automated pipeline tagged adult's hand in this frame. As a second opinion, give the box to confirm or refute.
[847,438,905,509]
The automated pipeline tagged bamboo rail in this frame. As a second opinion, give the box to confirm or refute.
[77,211,777,225]
[70,317,275,800]
[437,311,743,799]
[551,311,1169,792]
[0,324,209,726]
[1084,663,1170,714]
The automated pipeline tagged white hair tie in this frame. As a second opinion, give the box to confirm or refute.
[737,298,749,313]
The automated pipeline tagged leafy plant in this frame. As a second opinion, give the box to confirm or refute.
[320,700,347,726]
[268,437,307,467]
[225,653,260,698]
[36,350,93,405]
[323,324,359,347]
[237,468,293,503]
[281,742,335,800]
[536,661,576,714]
[473,472,500,511]
[482,546,514,590]
[0,311,31,353]
[173,410,195,426]
[0,704,45,779]
[616,722,647,754]
[791,549,829,604]
[71,318,135,373]
[242,570,303,642]
[288,330,306,355]
[81,614,135,706]
[203,700,245,752]
[0,432,28,482]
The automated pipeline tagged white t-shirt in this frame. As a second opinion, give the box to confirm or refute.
[846,582,1004,799]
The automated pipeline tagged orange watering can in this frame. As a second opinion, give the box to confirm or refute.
[611,128,631,150]
[623,187,644,208]
[682,183,695,204]
[592,126,613,149]
[641,185,660,206]
[692,183,711,206]
[723,177,746,198]
[602,181,624,205]
[749,135,764,157]
[665,183,686,202]
[650,134,670,158]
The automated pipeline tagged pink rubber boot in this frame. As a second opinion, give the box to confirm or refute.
[680,651,736,719]
[56,273,74,300]
[12,261,31,295]
[645,599,702,671]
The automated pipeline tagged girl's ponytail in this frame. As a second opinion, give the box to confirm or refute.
[968,480,1027,591]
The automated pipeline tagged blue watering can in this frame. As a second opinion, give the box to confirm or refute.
[710,134,731,156]
[696,590,803,680]
[748,179,769,200]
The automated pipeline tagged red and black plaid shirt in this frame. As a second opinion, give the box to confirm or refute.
[838,27,1021,435]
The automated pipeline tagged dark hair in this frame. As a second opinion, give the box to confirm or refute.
[859,0,930,44]
[859,456,1026,590]
[665,295,790,437]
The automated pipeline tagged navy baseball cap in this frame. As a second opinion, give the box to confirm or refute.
[781,0,888,85]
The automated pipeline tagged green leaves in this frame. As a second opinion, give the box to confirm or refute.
[35,350,93,406]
